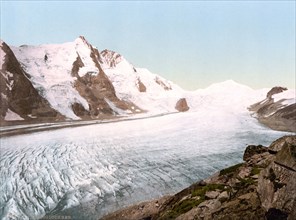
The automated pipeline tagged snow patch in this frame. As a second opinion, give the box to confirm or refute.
[1,71,14,90]
[104,98,132,115]
[5,109,24,121]
[273,89,295,105]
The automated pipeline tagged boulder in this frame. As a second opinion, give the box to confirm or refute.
[243,145,268,162]
[175,98,189,112]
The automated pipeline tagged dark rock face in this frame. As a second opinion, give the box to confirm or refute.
[101,135,296,220]
[137,78,147,92]
[243,145,268,162]
[249,87,296,132]
[0,41,61,123]
[267,86,287,98]
[175,98,189,112]
[100,49,122,68]
[265,208,288,220]
[258,136,296,220]
[71,42,143,118]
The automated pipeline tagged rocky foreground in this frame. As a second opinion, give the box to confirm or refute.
[102,135,296,220]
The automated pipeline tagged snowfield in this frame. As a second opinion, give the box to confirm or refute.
[0,108,290,219]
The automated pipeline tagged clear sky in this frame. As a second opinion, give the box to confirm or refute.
[1,1,295,90]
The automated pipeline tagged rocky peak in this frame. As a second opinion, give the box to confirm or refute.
[267,86,287,99]
[75,36,92,49]
[100,49,123,68]
[155,76,172,91]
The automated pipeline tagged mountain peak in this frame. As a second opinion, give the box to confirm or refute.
[207,80,252,91]
[75,36,92,48]
[100,49,123,68]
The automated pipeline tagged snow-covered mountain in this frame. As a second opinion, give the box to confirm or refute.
[1,36,294,128]
[0,40,61,122]
[1,36,189,123]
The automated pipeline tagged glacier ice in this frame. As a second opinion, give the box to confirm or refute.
[0,111,290,219]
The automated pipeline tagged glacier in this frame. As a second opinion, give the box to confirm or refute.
[0,109,290,220]
[1,37,295,219]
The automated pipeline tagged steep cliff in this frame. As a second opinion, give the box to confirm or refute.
[0,40,61,124]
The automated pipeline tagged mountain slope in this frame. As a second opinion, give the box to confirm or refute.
[100,49,187,114]
[249,87,296,132]
[1,36,190,123]
[10,37,128,120]
[1,36,294,128]
[0,40,61,123]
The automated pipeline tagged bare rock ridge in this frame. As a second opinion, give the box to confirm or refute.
[71,37,137,118]
[267,86,287,98]
[0,41,61,124]
[249,86,296,132]
[101,135,296,220]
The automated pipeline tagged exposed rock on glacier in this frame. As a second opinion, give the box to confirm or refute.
[175,98,189,112]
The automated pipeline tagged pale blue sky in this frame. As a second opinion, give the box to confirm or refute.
[1,1,295,90]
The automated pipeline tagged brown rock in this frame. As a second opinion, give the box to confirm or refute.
[175,98,190,112]
[101,136,296,220]
[217,191,229,202]
[137,78,147,92]
[258,135,296,220]
[243,145,268,162]
[266,86,287,98]
[205,191,220,199]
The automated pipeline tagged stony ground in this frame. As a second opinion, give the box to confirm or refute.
[101,135,296,220]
